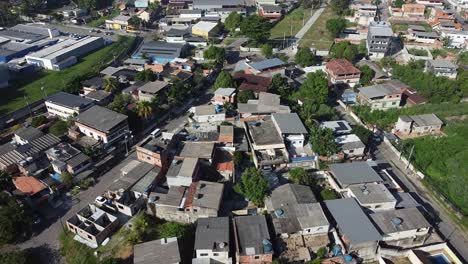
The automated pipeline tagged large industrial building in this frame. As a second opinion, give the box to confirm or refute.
[25,36,105,70]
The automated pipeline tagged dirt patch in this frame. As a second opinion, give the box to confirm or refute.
[445,115,468,121]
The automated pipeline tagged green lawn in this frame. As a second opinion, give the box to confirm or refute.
[0,36,135,116]
[87,9,120,28]
[299,6,337,50]
[270,7,315,39]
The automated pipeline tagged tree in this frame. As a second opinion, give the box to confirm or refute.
[0,170,11,190]
[300,102,336,125]
[269,74,290,100]
[103,77,119,93]
[237,90,255,103]
[320,188,339,200]
[441,37,451,48]
[359,65,374,85]
[233,151,243,166]
[108,93,133,114]
[326,17,347,37]
[0,193,32,244]
[213,71,236,90]
[310,126,339,156]
[261,44,273,59]
[295,47,316,67]
[0,250,28,264]
[135,69,155,82]
[240,14,271,43]
[329,41,358,62]
[49,120,68,136]
[330,0,350,15]
[288,168,314,185]
[234,168,269,206]
[128,16,142,28]
[61,171,73,185]
[352,125,372,145]
[31,115,48,127]
[135,100,153,119]
[294,71,329,104]
[300,0,322,9]
[393,0,404,7]
[159,222,188,239]
[316,247,328,258]
[203,46,225,64]
[225,12,242,32]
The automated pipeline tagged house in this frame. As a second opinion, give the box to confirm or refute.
[191,105,226,123]
[329,161,383,189]
[347,183,397,211]
[179,9,204,19]
[234,73,272,95]
[416,0,444,6]
[326,59,361,88]
[45,92,94,119]
[266,184,318,211]
[349,4,377,26]
[105,15,131,30]
[0,42,38,63]
[176,141,216,162]
[134,237,181,264]
[137,80,171,102]
[13,176,50,207]
[440,30,468,48]
[357,80,405,110]
[82,77,104,95]
[166,158,200,187]
[165,28,190,43]
[369,208,431,248]
[394,114,443,136]
[237,58,287,77]
[193,217,231,263]
[425,60,458,79]
[192,0,250,10]
[45,143,92,176]
[410,31,439,44]
[135,0,149,8]
[148,181,224,223]
[258,4,283,22]
[192,21,219,39]
[74,105,129,146]
[233,215,273,263]
[320,120,352,135]
[238,92,291,117]
[212,88,236,105]
[84,90,113,106]
[132,41,186,63]
[401,88,427,106]
[136,9,152,22]
[214,148,235,181]
[402,4,426,17]
[124,58,148,71]
[367,22,394,59]
[137,133,175,167]
[25,37,104,70]
[66,204,119,247]
[335,134,366,157]
[356,60,390,82]
[324,198,382,261]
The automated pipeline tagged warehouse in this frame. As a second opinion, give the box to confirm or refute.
[132,41,186,64]
[0,42,38,63]
[25,36,105,70]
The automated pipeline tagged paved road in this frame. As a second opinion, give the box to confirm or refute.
[227,37,249,49]
[294,6,325,42]
[335,104,468,262]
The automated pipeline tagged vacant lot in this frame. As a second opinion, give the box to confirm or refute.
[270,7,315,39]
[0,36,135,116]
[299,6,337,50]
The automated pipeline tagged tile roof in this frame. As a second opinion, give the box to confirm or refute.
[234,73,272,93]
[326,59,361,75]
[13,176,46,195]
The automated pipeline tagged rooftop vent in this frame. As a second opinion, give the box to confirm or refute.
[391,217,403,226]
[275,208,284,217]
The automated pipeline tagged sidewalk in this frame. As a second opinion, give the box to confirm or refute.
[295,6,325,42]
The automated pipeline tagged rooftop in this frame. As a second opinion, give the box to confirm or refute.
[82,76,104,88]
[348,183,396,205]
[107,159,157,192]
[235,215,272,256]
[234,73,272,93]
[369,207,431,234]
[46,92,94,109]
[247,118,284,146]
[358,80,406,99]
[134,41,184,60]
[13,176,46,196]
[214,87,236,97]
[138,81,170,94]
[273,203,329,234]
[269,184,317,209]
[178,142,215,160]
[84,90,112,102]
[195,217,229,251]
[427,59,457,69]
[166,158,198,179]
[249,58,286,71]
[369,21,393,37]
[134,237,181,264]
[326,59,361,75]
[192,21,218,32]
[194,105,217,116]
[15,126,43,142]
[335,134,365,151]
[325,198,382,244]
[75,105,127,133]
[399,114,443,127]
[190,181,224,210]
[320,120,352,134]
[329,161,382,187]
[271,113,308,135]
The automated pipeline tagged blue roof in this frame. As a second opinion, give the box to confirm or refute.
[249,58,285,71]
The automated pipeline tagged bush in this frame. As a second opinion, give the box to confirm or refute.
[59,231,99,264]
[31,116,48,127]
[407,48,428,57]
[48,120,69,136]
[320,188,339,200]
[158,222,189,239]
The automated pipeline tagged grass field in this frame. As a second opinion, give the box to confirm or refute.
[0,36,135,116]
[87,9,120,28]
[270,7,315,39]
[299,6,337,50]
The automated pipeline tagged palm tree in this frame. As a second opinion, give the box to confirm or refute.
[103,77,119,93]
[135,100,153,119]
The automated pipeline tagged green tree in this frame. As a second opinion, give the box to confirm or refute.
[261,44,273,58]
[237,90,255,103]
[326,17,347,37]
[234,168,269,206]
[135,69,155,82]
[330,0,350,15]
[330,41,358,62]
[225,12,242,32]
[59,231,99,264]
[320,188,339,200]
[269,74,290,99]
[128,213,150,243]
[0,250,28,264]
[49,120,68,136]
[213,71,236,90]
[352,125,372,145]
[295,47,316,67]
[240,14,271,43]
[203,46,226,64]
[359,65,374,85]
[61,171,73,185]
[159,222,188,239]
[310,126,339,156]
[31,115,48,127]
[103,77,119,93]
[299,102,336,125]
[135,100,153,119]
[294,71,329,104]
[393,0,404,7]
[233,151,243,166]
[458,51,468,65]
[288,168,314,185]
[0,170,11,190]
[128,15,142,28]
[316,247,328,258]
[108,93,133,114]
[0,193,32,244]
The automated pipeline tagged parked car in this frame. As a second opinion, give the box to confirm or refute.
[95,196,107,206]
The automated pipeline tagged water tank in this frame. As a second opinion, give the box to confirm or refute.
[275,208,284,217]
[262,239,272,253]
[344,255,353,262]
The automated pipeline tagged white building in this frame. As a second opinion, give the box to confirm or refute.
[347,183,397,211]
[191,105,225,123]
[425,59,458,79]
[335,134,365,157]
[193,217,231,263]
[395,114,443,136]
[45,92,94,119]
[440,30,468,48]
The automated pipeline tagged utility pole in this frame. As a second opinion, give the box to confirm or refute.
[406,144,414,170]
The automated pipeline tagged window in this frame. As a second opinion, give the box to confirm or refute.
[392,102,397,105]
[194,209,198,212]
[349,149,354,153]
[88,235,93,240]
[254,256,260,259]
[213,253,219,256]
[200,253,208,256]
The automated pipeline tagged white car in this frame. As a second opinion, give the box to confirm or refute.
[95,196,107,206]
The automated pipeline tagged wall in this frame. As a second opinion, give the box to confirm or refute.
[154,204,218,224]
[193,113,226,123]
[301,225,330,236]
[45,101,79,119]
[238,254,273,263]
[195,249,229,262]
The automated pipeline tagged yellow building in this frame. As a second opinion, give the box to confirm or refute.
[105,15,131,31]
[191,21,219,39]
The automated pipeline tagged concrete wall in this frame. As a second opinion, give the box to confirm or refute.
[195,249,229,263]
